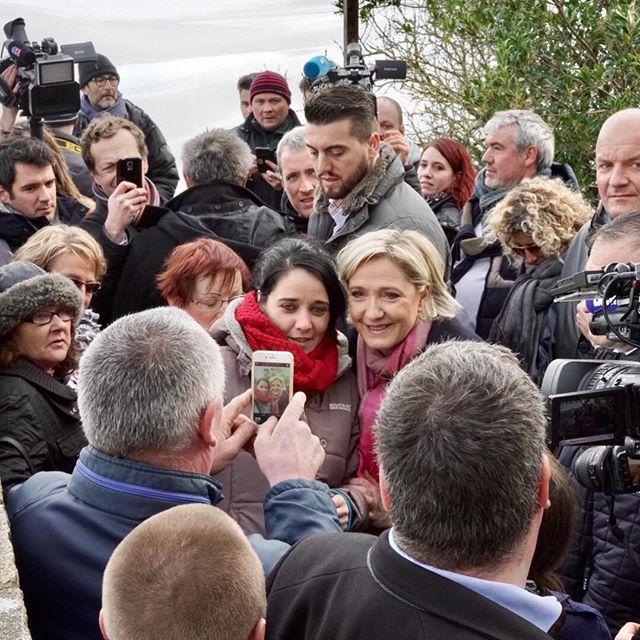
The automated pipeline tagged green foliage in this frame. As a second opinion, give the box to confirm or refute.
[338,0,640,193]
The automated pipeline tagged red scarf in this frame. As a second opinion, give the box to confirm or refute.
[235,291,339,396]
[356,320,432,481]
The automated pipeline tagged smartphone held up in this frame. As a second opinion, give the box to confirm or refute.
[116,157,143,188]
[251,350,294,424]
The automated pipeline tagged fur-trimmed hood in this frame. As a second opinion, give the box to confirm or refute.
[0,261,83,338]
[315,143,404,218]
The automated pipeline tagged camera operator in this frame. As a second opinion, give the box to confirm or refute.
[557,212,640,636]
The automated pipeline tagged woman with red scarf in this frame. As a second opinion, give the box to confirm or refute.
[337,229,480,528]
[210,238,365,535]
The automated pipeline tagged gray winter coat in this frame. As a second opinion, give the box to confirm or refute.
[210,299,361,535]
[308,144,451,276]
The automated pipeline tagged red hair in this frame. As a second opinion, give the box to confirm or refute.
[425,138,476,209]
[157,238,250,306]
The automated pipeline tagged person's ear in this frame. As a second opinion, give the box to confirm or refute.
[0,185,11,204]
[142,157,149,178]
[182,170,193,189]
[537,451,551,510]
[98,609,109,640]
[368,131,381,160]
[248,618,266,640]
[379,467,392,511]
[198,398,222,449]
[524,145,538,169]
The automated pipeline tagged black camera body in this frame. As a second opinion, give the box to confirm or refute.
[1,18,95,120]
[543,358,640,494]
[304,43,406,93]
[551,262,640,347]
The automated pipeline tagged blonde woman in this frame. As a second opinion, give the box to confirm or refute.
[337,229,479,528]
[486,177,592,383]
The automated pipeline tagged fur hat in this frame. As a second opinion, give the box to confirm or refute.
[78,53,120,88]
[250,71,291,104]
[0,261,83,338]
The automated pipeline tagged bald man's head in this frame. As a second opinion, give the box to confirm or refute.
[596,108,640,218]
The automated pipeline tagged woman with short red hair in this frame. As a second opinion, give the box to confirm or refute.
[156,238,249,330]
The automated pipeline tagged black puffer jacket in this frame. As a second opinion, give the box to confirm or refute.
[0,359,85,494]
[557,442,640,637]
[75,99,179,203]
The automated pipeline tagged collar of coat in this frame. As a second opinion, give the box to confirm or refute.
[315,143,404,218]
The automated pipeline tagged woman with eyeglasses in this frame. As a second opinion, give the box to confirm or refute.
[210,237,366,535]
[486,177,592,384]
[14,225,107,357]
[0,261,86,494]
[156,237,249,330]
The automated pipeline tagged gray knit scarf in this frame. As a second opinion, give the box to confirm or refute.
[80,92,127,122]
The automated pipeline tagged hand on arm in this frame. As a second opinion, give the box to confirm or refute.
[615,622,640,640]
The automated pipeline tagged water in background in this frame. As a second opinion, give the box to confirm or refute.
[2,0,345,177]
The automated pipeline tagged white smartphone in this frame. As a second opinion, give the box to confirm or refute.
[251,350,294,424]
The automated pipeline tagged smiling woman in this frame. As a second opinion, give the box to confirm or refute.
[210,237,367,534]
[0,261,86,494]
[337,229,479,528]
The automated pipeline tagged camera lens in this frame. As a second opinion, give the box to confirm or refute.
[572,445,611,491]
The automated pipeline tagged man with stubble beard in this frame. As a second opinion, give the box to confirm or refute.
[304,85,449,275]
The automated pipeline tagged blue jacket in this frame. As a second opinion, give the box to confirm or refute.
[7,445,341,640]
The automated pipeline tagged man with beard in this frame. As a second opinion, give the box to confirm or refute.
[74,54,179,203]
[304,85,449,273]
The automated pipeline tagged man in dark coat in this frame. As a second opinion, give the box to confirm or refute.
[0,137,88,252]
[267,341,559,640]
[552,108,640,360]
[90,128,286,325]
[233,70,301,212]
[73,54,179,203]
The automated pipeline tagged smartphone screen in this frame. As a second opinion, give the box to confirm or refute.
[255,147,277,174]
[251,351,294,424]
[116,157,143,188]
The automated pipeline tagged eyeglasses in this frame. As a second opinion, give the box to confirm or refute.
[190,294,243,313]
[26,308,75,325]
[92,75,119,87]
[69,278,102,294]
[509,243,542,258]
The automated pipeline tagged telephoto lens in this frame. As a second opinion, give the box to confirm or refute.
[572,445,611,491]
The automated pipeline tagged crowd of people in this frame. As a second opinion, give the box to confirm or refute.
[0,48,639,640]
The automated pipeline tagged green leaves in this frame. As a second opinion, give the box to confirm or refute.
[351,0,640,194]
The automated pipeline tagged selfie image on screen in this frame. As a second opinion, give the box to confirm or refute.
[252,363,291,424]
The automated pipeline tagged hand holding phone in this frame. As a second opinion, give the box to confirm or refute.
[251,350,294,424]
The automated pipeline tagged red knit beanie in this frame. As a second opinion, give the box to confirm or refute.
[249,71,291,104]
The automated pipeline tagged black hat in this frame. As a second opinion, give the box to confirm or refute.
[43,112,79,127]
[78,54,119,88]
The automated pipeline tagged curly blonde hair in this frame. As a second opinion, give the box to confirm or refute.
[486,177,592,262]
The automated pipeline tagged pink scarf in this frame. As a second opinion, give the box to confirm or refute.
[356,321,432,481]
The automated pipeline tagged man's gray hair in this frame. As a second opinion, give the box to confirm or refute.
[276,126,307,166]
[182,129,252,186]
[377,341,546,571]
[484,109,555,171]
[78,307,225,457]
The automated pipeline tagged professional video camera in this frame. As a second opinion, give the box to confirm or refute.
[551,261,640,349]
[543,262,640,495]
[303,43,406,92]
[0,18,95,134]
